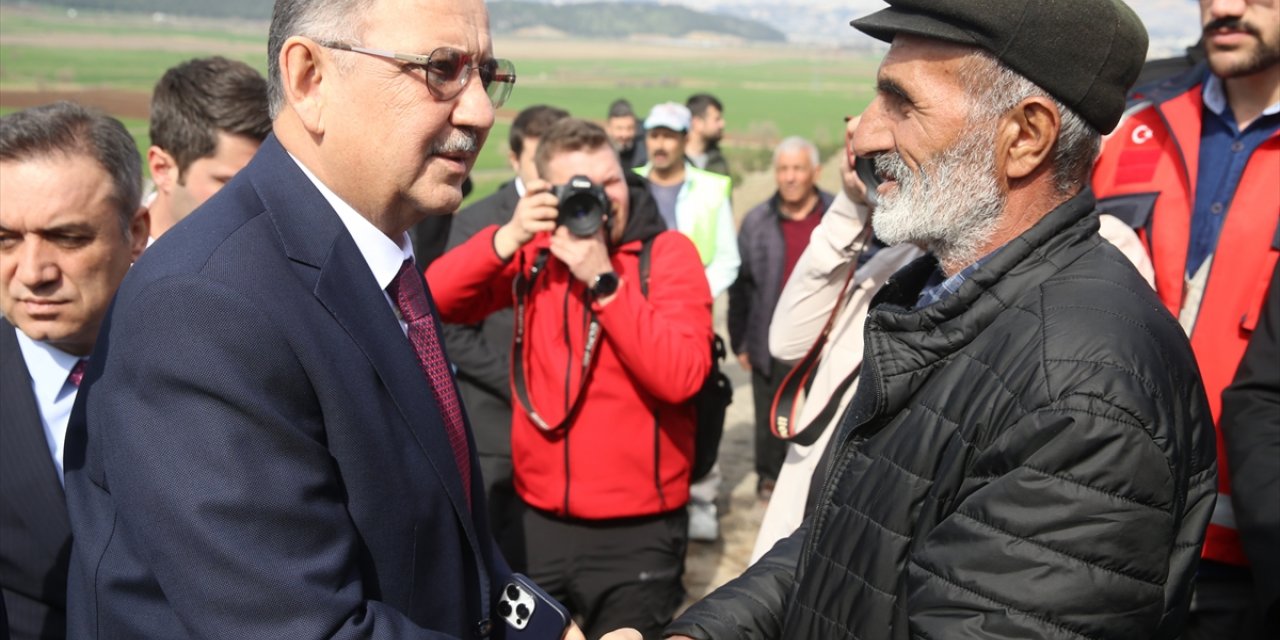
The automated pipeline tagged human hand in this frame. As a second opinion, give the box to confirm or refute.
[561,622,587,640]
[549,225,615,291]
[597,629,644,640]
[494,178,558,260]
[841,115,872,209]
[737,352,751,371]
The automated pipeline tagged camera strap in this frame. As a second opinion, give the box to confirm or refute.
[769,224,873,445]
[511,248,603,433]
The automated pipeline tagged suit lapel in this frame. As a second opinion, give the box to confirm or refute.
[0,319,72,558]
[245,136,483,553]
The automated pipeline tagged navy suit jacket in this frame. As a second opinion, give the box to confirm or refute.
[0,318,71,639]
[63,135,509,639]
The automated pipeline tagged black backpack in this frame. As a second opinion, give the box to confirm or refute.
[638,236,733,481]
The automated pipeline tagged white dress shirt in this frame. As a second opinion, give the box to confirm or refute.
[12,326,83,484]
[288,154,415,334]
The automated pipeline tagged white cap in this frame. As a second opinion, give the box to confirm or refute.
[643,102,691,133]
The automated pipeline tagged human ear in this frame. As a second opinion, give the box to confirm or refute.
[279,37,328,134]
[147,146,178,194]
[129,206,149,260]
[1000,96,1059,181]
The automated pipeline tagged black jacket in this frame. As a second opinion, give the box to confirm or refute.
[442,180,520,465]
[668,190,1218,639]
[697,143,730,178]
[0,318,71,640]
[728,189,834,375]
[1222,263,1280,629]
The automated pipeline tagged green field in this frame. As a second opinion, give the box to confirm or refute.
[0,3,881,205]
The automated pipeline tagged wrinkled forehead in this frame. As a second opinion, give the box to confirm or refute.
[775,148,815,168]
[0,153,122,226]
[362,0,494,56]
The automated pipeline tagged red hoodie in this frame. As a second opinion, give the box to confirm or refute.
[428,225,712,519]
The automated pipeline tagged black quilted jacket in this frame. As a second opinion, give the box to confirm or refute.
[668,190,1218,640]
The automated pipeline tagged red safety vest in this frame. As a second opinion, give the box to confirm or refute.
[1093,72,1280,567]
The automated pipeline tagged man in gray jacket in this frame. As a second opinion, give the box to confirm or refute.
[663,1,1217,638]
[728,136,834,502]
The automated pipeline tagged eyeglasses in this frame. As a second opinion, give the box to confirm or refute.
[317,40,516,108]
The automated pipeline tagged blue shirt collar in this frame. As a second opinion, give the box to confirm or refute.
[1202,73,1280,120]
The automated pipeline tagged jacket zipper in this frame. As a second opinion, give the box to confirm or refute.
[562,284,573,514]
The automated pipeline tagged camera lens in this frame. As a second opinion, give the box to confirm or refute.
[555,175,608,237]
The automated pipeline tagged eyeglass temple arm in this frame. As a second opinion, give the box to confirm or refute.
[316,40,429,65]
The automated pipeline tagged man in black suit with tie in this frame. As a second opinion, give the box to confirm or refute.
[59,0,582,637]
[0,102,150,640]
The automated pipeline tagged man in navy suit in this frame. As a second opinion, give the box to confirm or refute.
[0,102,149,640]
[61,0,542,637]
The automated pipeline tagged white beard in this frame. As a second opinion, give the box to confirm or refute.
[871,125,1006,270]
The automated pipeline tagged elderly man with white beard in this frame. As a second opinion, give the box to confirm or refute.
[659,1,1218,639]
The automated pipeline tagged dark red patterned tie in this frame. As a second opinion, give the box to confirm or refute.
[68,360,87,387]
[387,259,471,505]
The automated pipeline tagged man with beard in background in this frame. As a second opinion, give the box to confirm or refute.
[1092,2,1279,635]
[606,98,647,171]
[685,94,728,178]
[663,0,1217,638]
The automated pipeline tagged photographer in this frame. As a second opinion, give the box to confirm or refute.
[428,118,712,639]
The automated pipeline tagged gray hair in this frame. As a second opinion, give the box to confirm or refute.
[267,0,375,118]
[772,135,819,168]
[0,101,141,236]
[957,50,1101,196]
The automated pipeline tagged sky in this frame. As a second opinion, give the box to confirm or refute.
[531,0,1205,56]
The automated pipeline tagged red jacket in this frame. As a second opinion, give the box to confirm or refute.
[428,226,712,520]
[1093,66,1280,566]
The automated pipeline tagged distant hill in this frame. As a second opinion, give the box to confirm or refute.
[489,1,784,42]
[12,0,268,19]
[16,0,786,43]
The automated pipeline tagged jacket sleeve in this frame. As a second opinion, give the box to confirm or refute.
[726,220,753,357]
[426,225,520,325]
[595,232,713,405]
[768,191,872,363]
[78,276,464,639]
[905,403,1216,639]
[439,200,516,400]
[703,195,741,299]
[1223,263,1280,626]
[665,522,806,640]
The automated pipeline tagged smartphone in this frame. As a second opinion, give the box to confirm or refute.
[497,573,571,639]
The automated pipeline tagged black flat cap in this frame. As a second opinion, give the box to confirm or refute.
[851,0,1148,133]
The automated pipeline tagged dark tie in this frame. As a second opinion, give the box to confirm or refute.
[68,359,87,388]
[387,259,471,505]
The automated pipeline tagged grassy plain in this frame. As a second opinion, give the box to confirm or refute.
[0,3,880,205]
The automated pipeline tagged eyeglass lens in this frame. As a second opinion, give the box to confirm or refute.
[425,48,515,108]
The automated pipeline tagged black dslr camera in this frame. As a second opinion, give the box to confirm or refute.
[552,175,610,237]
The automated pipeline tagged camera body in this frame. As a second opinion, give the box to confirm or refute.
[552,175,610,237]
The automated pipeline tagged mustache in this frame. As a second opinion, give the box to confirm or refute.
[430,129,479,155]
[874,152,913,182]
[1204,16,1258,37]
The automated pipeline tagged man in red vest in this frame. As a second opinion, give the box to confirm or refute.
[1092,0,1279,637]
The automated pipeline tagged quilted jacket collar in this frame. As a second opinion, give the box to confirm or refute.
[857,189,1103,422]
